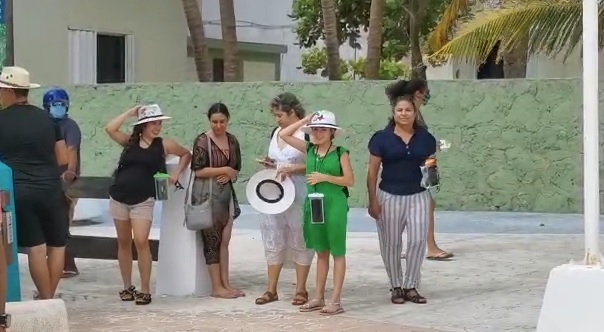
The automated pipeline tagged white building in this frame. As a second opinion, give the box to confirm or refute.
[12,0,600,84]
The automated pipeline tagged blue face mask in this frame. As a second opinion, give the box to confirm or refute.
[49,105,68,119]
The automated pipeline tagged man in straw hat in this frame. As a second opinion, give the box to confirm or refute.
[0,66,70,301]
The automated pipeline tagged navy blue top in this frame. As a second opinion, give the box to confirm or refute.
[368,127,437,196]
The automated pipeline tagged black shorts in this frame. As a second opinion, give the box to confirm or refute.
[15,187,69,248]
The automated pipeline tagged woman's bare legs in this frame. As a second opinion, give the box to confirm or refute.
[131,219,153,294]
[294,263,311,297]
[426,198,453,259]
[330,255,346,304]
[114,219,133,290]
[220,221,244,296]
[313,251,329,300]
[208,263,236,298]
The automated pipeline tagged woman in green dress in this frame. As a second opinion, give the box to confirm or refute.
[279,110,354,316]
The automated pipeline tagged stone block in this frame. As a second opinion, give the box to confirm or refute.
[6,299,69,332]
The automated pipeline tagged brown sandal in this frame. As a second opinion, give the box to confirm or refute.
[255,291,278,305]
[135,292,152,305]
[119,285,137,301]
[291,291,308,306]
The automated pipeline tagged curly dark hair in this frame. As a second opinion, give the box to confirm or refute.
[270,92,305,119]
[385,79,428,129]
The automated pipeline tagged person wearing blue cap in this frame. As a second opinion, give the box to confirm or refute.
[42,88,82,278]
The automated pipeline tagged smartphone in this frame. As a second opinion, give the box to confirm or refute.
[308,193,325,224]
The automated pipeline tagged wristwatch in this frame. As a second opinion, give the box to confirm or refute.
[0,313,11,328]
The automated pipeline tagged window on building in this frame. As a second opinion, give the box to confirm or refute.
[68,29,134,84]
[97,34,126,83]
[213,58,224,82]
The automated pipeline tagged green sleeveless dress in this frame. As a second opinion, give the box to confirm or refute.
[303,143,349,257]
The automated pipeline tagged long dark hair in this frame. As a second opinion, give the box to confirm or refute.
[385,79,428,129]
[113,124,145,175]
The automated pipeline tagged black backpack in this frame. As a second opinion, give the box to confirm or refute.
[270,127,349,198]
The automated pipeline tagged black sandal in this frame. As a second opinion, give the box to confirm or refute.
[119,285,137,301]
[135,292,152,305]
[390,287,405,304]
[403,288,427,304]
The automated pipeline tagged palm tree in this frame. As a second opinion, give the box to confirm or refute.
[321,0,342,80]
[182,0,212,82]
[408,0,429,79]
[429,1,588,78]
[219,0,241,81]
[365,0,386,79]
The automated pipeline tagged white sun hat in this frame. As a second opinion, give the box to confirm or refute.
[301,110,343,135]
[133,104,172,126]
[246,169,296,215]
[0,66,40,89]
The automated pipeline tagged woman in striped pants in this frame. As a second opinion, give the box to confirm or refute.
[366,93,437,305]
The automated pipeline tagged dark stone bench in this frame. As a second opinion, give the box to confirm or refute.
[18,177,160,261]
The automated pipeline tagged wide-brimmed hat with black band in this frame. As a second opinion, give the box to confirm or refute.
[246,169,296,215]
[0,66,41,89]
[133,104,172,126]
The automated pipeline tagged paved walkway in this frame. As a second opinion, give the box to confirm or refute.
[15,228,594,332]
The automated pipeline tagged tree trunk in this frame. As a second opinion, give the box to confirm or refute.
[365,0,385,79]
[219,0,241,82]
[408,0,427,80]
[4,0,13,66]
[320,0,342,80]
[502,42,527,78]
[182,0,211,82]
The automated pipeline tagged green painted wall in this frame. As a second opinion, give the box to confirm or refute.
[29,79,588,213]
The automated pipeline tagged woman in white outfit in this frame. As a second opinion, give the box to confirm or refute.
[255,93,314,306]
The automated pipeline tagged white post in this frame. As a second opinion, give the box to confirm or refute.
[582,0,601,265]
[536,3,604,330]
[155,154,212,297]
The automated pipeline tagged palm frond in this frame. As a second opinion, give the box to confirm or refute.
[427,0,473,54]
[430,1,585,63]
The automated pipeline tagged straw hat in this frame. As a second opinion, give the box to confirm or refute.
[301,110,343,135]
[246,169,296,215]
[0,66,40,89]
[132,104,172,126]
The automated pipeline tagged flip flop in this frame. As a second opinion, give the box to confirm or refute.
[299,298,325,312]
[62,270,80,279]
[426,251,454,261]
[320,303,344,316]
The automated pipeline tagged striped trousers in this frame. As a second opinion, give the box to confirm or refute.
[376,189,430,289]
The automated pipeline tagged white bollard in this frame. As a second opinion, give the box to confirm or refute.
[155,155,212,297]
[6,299,69,332]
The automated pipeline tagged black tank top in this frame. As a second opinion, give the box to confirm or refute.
[109,137,166,205]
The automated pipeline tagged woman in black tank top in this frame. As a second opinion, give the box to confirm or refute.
[105,104,191,305]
